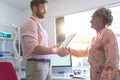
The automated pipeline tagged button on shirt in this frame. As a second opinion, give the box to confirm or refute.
[20,16,50,60]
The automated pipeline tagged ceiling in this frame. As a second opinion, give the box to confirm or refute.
[2,0,58,10]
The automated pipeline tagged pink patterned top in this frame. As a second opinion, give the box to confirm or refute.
[71,28,120,80]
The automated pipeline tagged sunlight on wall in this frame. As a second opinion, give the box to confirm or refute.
[62,6,120,50]
[62,10,96,49]
[63,10,96,37]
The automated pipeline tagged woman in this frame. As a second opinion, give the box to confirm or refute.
[69,7,120,80]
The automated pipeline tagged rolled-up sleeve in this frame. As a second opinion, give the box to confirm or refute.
[20,20,40,57]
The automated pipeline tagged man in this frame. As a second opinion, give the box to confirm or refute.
[20,0,69,80]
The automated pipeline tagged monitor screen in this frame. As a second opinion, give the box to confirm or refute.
[51,55,73,78]
[51,54,72,67]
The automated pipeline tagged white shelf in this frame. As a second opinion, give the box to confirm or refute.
[0,56,13,58]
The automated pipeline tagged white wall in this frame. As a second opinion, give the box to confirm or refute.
[0,1,23,29]
[47,0,120,17]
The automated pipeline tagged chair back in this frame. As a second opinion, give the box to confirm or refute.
[0,62,18,80]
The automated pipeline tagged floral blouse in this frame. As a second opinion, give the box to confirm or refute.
[70,28,120,80]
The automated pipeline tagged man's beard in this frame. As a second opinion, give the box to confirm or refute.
[36,10,44,19]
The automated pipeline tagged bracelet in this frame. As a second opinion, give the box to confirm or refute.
[49,48,57,54]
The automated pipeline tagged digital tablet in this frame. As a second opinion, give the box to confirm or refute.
[58,33,76,48]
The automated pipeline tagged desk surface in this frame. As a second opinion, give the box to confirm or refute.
[52,77,90,80]
[52,79,84,80]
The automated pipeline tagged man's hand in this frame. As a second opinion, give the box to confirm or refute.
[57,48,70,57]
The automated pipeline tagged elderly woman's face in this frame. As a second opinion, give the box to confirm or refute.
[90,16,104,31]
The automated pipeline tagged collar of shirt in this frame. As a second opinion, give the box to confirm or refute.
[31,16,44,27]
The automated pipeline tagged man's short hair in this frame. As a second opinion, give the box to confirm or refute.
[30,0,48,11]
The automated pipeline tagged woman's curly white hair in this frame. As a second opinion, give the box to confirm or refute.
[93,7,113,26]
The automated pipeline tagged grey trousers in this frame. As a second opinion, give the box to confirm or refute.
[26,60,52,80]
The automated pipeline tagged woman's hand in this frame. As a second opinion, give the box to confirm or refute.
[68,48,88,57]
